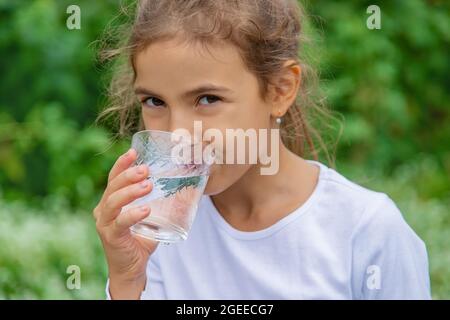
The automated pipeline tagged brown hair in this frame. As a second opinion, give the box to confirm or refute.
[97,0,340,164]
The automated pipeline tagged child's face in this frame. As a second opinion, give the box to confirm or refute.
[134,37,275,195]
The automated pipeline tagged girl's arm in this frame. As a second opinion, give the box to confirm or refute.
[351,195,431,299]
[106,274,146,300]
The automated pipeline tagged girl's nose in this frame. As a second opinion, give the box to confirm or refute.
[167,111,199,137]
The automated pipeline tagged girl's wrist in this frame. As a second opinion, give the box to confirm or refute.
[109,268,146,283]
[109,273,147,300]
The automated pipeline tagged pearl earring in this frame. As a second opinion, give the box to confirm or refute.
[276,109,282,124]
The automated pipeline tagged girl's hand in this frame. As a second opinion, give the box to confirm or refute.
[93,148,158,299]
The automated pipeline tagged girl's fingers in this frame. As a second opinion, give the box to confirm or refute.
[108,148,137,184]
[105,163,149,199]
[114,205,151,233]
[100,180,153,226]
[99,148,142,208]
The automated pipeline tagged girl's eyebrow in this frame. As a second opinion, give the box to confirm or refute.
[134,84,233,99]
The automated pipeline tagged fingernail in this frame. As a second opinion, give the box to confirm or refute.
[140,205,149,212]
[124,149,132,157]
[140,180,149,188]
[136,164,146,174]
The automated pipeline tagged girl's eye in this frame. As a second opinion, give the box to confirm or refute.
[198,95,221,106]
[141,95,221,108]
[142,97,165,108]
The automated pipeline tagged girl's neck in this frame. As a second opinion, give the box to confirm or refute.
[210,142,320,231]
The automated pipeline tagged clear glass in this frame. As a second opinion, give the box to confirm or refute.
[122,130,210,243]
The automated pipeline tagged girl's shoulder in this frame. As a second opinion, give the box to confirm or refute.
[310,160,386,202]
[308,160,390,212]
[310,160,424,244]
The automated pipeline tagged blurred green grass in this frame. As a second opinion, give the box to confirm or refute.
[0,200,107,299]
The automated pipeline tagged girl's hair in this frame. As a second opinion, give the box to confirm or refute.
[97,0,340,165]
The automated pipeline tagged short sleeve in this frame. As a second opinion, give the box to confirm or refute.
[351,194,431,299]
[105,278,112,300]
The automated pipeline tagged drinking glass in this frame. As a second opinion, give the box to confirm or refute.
[121,130,211,243]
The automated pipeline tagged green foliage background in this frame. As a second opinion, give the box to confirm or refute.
[0,0,448,299]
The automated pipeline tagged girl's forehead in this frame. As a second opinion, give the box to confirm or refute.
[134,38,250,87]
[138,38,241,63]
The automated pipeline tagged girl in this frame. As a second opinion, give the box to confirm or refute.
[94,0,431,299]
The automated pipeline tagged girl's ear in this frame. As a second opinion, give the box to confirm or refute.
[268,60,301,118]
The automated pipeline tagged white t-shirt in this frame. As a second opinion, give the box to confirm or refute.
[106,161,431,299]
